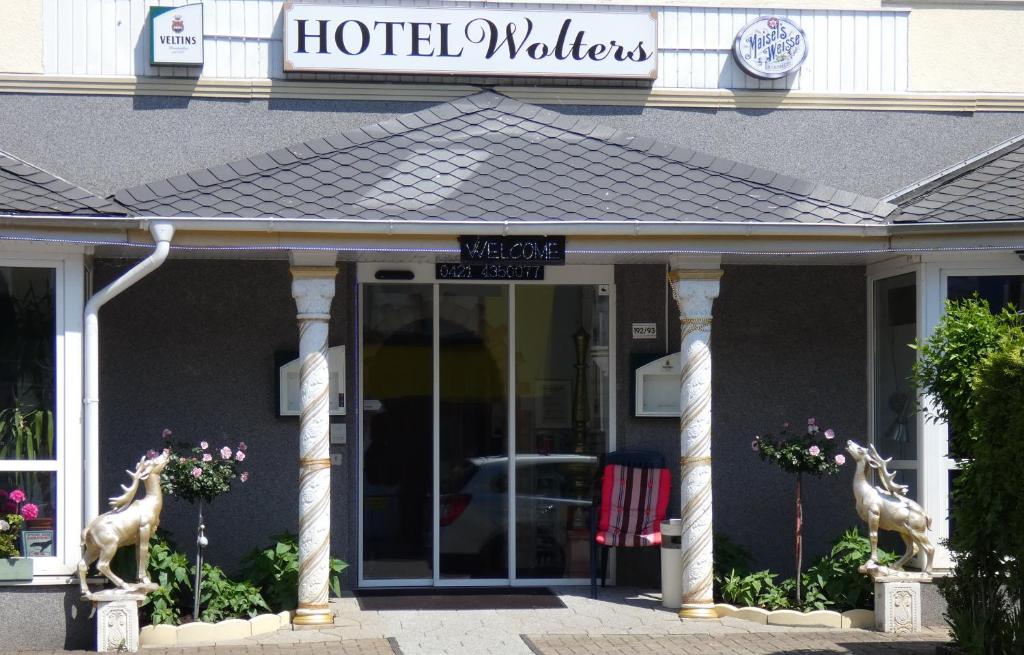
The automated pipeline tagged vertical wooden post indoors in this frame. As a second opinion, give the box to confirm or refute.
[290,257,337,627]
[668,261,722,620]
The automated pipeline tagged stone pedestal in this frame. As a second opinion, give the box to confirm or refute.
[88,590,148,652]
[874,580,922,634]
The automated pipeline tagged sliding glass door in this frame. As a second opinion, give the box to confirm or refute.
[359,266,613,586]
[439,285,509,581]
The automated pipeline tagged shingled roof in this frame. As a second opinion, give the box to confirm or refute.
[891,132,1024,223]
[114,93,894,226]
[0,150,124,217]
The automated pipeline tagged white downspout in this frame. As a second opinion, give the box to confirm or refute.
[83,222,175,521]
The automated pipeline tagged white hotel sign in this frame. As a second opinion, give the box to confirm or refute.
[282,4,658,79]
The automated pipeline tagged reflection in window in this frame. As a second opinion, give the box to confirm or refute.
[948,275,1024,310]
[0,266,57,560]
[873,274,917,461]
[0,267,56,462]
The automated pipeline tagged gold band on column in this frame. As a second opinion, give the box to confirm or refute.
[298,457,332,470]
[293,609,335,626]
[679,606,718,619]
[668,269,725,283]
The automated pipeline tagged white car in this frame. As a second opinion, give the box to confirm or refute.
[439,453,598,579]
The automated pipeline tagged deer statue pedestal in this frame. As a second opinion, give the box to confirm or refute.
[872,574,927,635]
[88,587,154,652]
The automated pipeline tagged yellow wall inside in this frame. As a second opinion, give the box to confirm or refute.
[0,0,42,74]
[910,6,1024,93]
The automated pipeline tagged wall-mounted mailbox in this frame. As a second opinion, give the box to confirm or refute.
[635,352,682,417]
[279,345,346,416]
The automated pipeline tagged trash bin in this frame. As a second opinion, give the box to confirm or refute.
[660,518,683,609]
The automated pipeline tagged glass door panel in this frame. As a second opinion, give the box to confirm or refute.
[872,273,917,461]
[362,284,433,580]
[438,285,509,580]
[514,285,608,579]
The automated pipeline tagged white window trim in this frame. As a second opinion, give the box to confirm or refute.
[0,251,84,579]
[867,256,953,570]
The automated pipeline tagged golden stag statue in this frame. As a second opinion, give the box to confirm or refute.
[846,440,934,576]
[78,450,170,597]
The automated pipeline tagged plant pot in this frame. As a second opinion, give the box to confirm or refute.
[0,557,33,581]
[25,518,53,530]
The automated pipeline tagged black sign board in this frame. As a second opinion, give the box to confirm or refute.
[436,263,545,281]
[459,235,565,266]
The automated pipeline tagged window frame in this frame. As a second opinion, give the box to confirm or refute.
[869,251,1024,572]
[0,250,84,579]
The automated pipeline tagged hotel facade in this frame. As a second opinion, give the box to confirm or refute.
[2,0,1024,647]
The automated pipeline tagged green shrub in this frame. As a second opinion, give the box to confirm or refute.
[138,534,192,626]
[713,532,752,577]
[912,297,1021,458]
[719,569,794,610]
[119,532,268,626]
[941,331,1024,653]
[715,529,897,612]
[197,564,270,623]
[914,297,1024,654]
[801,528,897,611]
[241,532,348,612]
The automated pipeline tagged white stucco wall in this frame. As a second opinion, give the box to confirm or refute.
[0,0,43,74]
[909,5,1024,92]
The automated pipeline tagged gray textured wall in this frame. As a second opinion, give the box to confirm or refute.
[0,587,92,649]
[95,258,358,587]
[91,259,866,591]
[2,93,1024,199]
[614,264,866,586]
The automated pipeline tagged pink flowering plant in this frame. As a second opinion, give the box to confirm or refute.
[158,430,250,504]
[0,487,38,557]
[752,418,845,604]
[752,418,843,476]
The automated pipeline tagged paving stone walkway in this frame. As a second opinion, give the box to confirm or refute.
[7,588,951,655]
[523,631,949,655]
[242,588,948,655]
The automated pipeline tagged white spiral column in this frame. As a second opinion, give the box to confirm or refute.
[668,264,722,620]
[290,264,337,627]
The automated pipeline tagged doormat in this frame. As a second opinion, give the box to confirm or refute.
[354,587,565,611]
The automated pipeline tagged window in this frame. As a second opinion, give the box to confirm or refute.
[869,258,1024,571]
[0,254,83,577]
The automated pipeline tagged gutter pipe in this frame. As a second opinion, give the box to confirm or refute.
[83,222,175,522]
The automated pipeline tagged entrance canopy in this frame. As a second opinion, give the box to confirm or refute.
[113,92,894,226]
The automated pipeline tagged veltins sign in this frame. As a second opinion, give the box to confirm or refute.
[150,4,204,66]
[282,4,657,79]
[732,16,807,80]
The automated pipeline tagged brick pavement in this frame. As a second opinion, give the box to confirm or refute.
[522,631,949,655]
[2,589,951,655]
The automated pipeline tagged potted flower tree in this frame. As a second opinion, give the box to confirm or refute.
[753,418,845,604]
[157,430,250,618]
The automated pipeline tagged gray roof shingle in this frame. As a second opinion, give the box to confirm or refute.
[114,92,895,225]
[892,132,1024,223]
[0,151,125,216]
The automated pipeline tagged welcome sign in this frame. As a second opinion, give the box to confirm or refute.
[282,4,657,79]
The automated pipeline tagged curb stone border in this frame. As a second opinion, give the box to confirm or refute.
[714,603,875,629]
[138,611,293,646]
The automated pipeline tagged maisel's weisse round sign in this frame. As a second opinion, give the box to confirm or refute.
[732,16,807,80]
